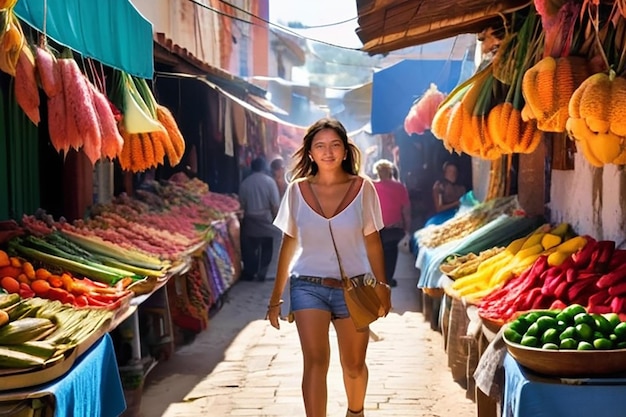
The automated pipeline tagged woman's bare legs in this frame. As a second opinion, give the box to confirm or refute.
[294,309,332,417]
[333,318,370,414]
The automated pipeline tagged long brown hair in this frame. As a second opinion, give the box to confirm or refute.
[289,118,361,180]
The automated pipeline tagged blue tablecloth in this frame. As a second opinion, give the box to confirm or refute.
[4,333,126,417]
[503,354,626,417]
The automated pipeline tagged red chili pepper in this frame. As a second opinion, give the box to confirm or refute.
[549,299,567,310]
[554,280,569,300]
[48,287,69,302]
[82,277,109,289]
[572,238,598,269]
[88,292,122,303]
[62,293,75,305]
[597,263,626,288]
[589,290,611,307]
[74,295,89,308]
[19,287,35,299]
[86,296,109,307]
[609,250,626,270]
[611,296,626,313]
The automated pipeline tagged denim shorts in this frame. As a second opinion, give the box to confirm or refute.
[289,276,350,320]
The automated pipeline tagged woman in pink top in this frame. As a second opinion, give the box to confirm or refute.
[372,159,411,288]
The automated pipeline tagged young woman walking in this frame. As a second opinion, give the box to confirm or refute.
[266,118,389,417]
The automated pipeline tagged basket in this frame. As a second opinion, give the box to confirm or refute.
[480,315,505,334]
[504,333,626,377]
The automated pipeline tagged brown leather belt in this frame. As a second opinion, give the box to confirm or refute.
[293,275,344,289]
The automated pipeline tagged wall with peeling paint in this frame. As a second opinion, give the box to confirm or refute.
[550,153,626,246]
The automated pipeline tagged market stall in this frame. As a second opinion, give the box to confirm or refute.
[0,4,244,413]
[0,174,242,414]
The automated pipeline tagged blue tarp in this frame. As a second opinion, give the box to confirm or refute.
[14,0,154,78]
[371,59,463,134]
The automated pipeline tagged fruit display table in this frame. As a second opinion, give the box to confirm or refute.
[502,353,626,417]
[0,333,125,416]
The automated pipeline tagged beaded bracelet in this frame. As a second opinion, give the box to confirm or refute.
[267,299,283,309]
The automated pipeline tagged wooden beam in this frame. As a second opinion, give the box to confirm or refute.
[517,141,546,217]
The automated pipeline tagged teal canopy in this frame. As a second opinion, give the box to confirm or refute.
[14,0,154,78]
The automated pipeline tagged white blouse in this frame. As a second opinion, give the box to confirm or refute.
[273,177,384,279]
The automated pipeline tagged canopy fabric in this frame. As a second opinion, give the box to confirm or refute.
[371,59,463,134]
[14,0,154,78]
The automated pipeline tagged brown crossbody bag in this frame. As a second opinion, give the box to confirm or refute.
[300,178,391,330]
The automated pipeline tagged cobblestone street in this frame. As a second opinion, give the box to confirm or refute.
[141,252,476,417]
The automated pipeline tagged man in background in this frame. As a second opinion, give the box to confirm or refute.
[238,157,280,282]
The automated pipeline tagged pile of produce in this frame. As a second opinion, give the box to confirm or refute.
[566,70,626,166]
[479,237,626,324]
[416,195,522,249]
[2,11,186,171]
[521,56,591,132]
[440,247,505,280]
[428,0,626,166]
[0,294,113,369]
[446,223,586,303]
[431,9,544,159]
[17,176,239,265]
[0,248,131,309]
[503,305,626,351]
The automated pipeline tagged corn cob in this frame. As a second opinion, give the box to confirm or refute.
[61,230,169,270]
[5,340,58,360]
[140,132,155,169]
[0,317,55,344]
[0,346,46,368]
[156,105,186,166]
[0,293,19,309]
[150,130,166,165]
[11,243,131,284]
[432,105,452,142]
[130,133,145,172]
[534,57,557,120]
[445,102,465,153]
[118,132,133,171]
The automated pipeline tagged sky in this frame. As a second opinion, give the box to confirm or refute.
[268,0,363,49]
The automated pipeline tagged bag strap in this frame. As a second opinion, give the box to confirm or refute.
[302,178,363,280]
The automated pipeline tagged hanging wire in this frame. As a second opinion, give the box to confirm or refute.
[185,0,363,51]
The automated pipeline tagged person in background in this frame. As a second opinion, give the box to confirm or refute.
[372,159,411,288]
[270,157,288,198]
[238,157,281,282]
[427,161,467,226]
[266,118,389,417]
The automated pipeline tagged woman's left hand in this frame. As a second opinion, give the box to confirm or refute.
[265,300,283,329]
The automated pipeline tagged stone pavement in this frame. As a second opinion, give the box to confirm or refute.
[140,252,476,417]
